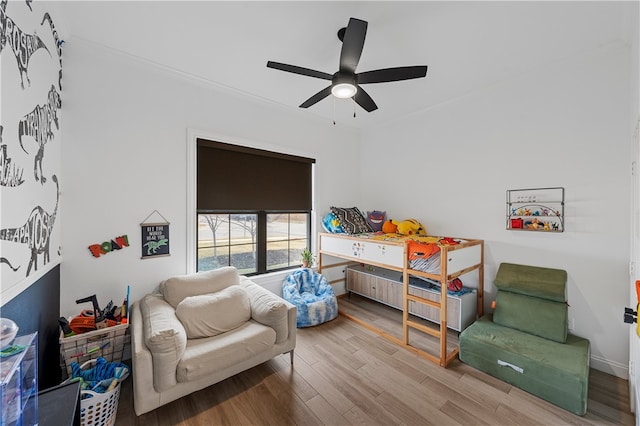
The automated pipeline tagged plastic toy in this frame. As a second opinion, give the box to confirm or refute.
[76,294,107,329]
[448,278,463,292]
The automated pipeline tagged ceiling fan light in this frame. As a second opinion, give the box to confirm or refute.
[331,83,357,99]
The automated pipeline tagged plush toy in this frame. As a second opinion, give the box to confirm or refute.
[322,212,344,233]
[381,219,398,234]
[366,210,386,232]
[393,219,427,236]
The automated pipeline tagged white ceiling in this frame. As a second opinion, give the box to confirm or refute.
[55,1,634,129]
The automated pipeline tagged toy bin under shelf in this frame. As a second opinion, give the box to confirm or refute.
[59,323,128,378]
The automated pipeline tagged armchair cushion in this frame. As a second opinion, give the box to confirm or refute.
[160,266,240,308]
[176,285,251,339]
[176,321,276,382]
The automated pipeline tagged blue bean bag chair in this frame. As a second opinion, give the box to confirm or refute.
[282,269,338,328]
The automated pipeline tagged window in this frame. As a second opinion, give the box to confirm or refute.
[196,139,314,275]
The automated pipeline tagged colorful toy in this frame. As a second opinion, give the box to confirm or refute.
[366,210,386,232]
[381,219,397,234]
[448,278,463,292]
[393,219,426,236]
[322,212,344,233]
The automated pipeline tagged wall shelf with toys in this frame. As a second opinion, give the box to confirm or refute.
[506,187,564,232]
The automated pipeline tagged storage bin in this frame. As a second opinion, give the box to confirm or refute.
[67,358,127,426]
[59,323,128,378]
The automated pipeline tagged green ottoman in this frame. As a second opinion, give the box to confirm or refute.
[460,263,590,415]
[460,315,590,415]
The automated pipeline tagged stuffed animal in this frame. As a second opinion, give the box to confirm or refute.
[322,212,344,233]
[381,219,398,234]
[393,219,427,236]
[366,210,386,232]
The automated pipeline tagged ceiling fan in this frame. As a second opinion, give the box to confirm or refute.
[266,17,428,112]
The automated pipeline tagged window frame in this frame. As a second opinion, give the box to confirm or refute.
[187,130,316,275]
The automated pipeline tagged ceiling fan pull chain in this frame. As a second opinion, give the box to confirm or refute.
[333,96,336,125]
[353,99,356,118]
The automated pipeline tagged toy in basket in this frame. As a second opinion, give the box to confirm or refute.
[60,291,130,377]
[65,357,129,426]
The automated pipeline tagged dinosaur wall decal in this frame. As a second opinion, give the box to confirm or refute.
[40,12,62,90]
[0,175,59,276]
[0,126,25,187]
[0,0,51,89]
[1,257,20,272]
[18,85,61,184]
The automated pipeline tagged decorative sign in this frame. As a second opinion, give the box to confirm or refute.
[88,235,129,258]
[140,210,170,259]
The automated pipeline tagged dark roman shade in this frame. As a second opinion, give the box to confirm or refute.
[197,138,315,211]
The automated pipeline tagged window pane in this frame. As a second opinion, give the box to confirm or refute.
[267,213,289,269]
[197,214,229,272]
[230,243,257,275]
[229,214,257,273]
[198,213,257,274]
[266,213,309,270]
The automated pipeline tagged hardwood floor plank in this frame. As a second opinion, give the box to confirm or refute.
[585,397,635,425]
[305,394,348,426]
[439,400,493,426]
[374,390,459,426]
[288,350,357,415]
[260,361,324,426]
[357,360,448,408]
[507,386,601,426]
[309,361,401,425]
[454,368,514,410]
[341,404,381,426]
[270,354,319,403]
[494,403,546,426]
[351,344,429,384]
[422,375,511,424]
[451,360,512,393]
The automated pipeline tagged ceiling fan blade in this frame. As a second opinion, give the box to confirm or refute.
[353,86,378,112]
[339,18,368,74]
[357,66,428,84]
[267,61,333,80]
[299,86,333,108]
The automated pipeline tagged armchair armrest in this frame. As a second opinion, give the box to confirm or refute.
[138,294,187,392]
[240,277,295,344]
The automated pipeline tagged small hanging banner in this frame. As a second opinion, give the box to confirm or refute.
[140,210,170,259]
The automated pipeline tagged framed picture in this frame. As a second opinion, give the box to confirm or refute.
[141,221,170,258]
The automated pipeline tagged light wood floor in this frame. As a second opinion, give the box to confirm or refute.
[116,294,634,425]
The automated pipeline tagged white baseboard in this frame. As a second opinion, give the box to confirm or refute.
[591,354,628,379]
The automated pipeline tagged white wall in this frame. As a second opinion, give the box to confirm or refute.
[361,42,632,377]
[60,39,360,317]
